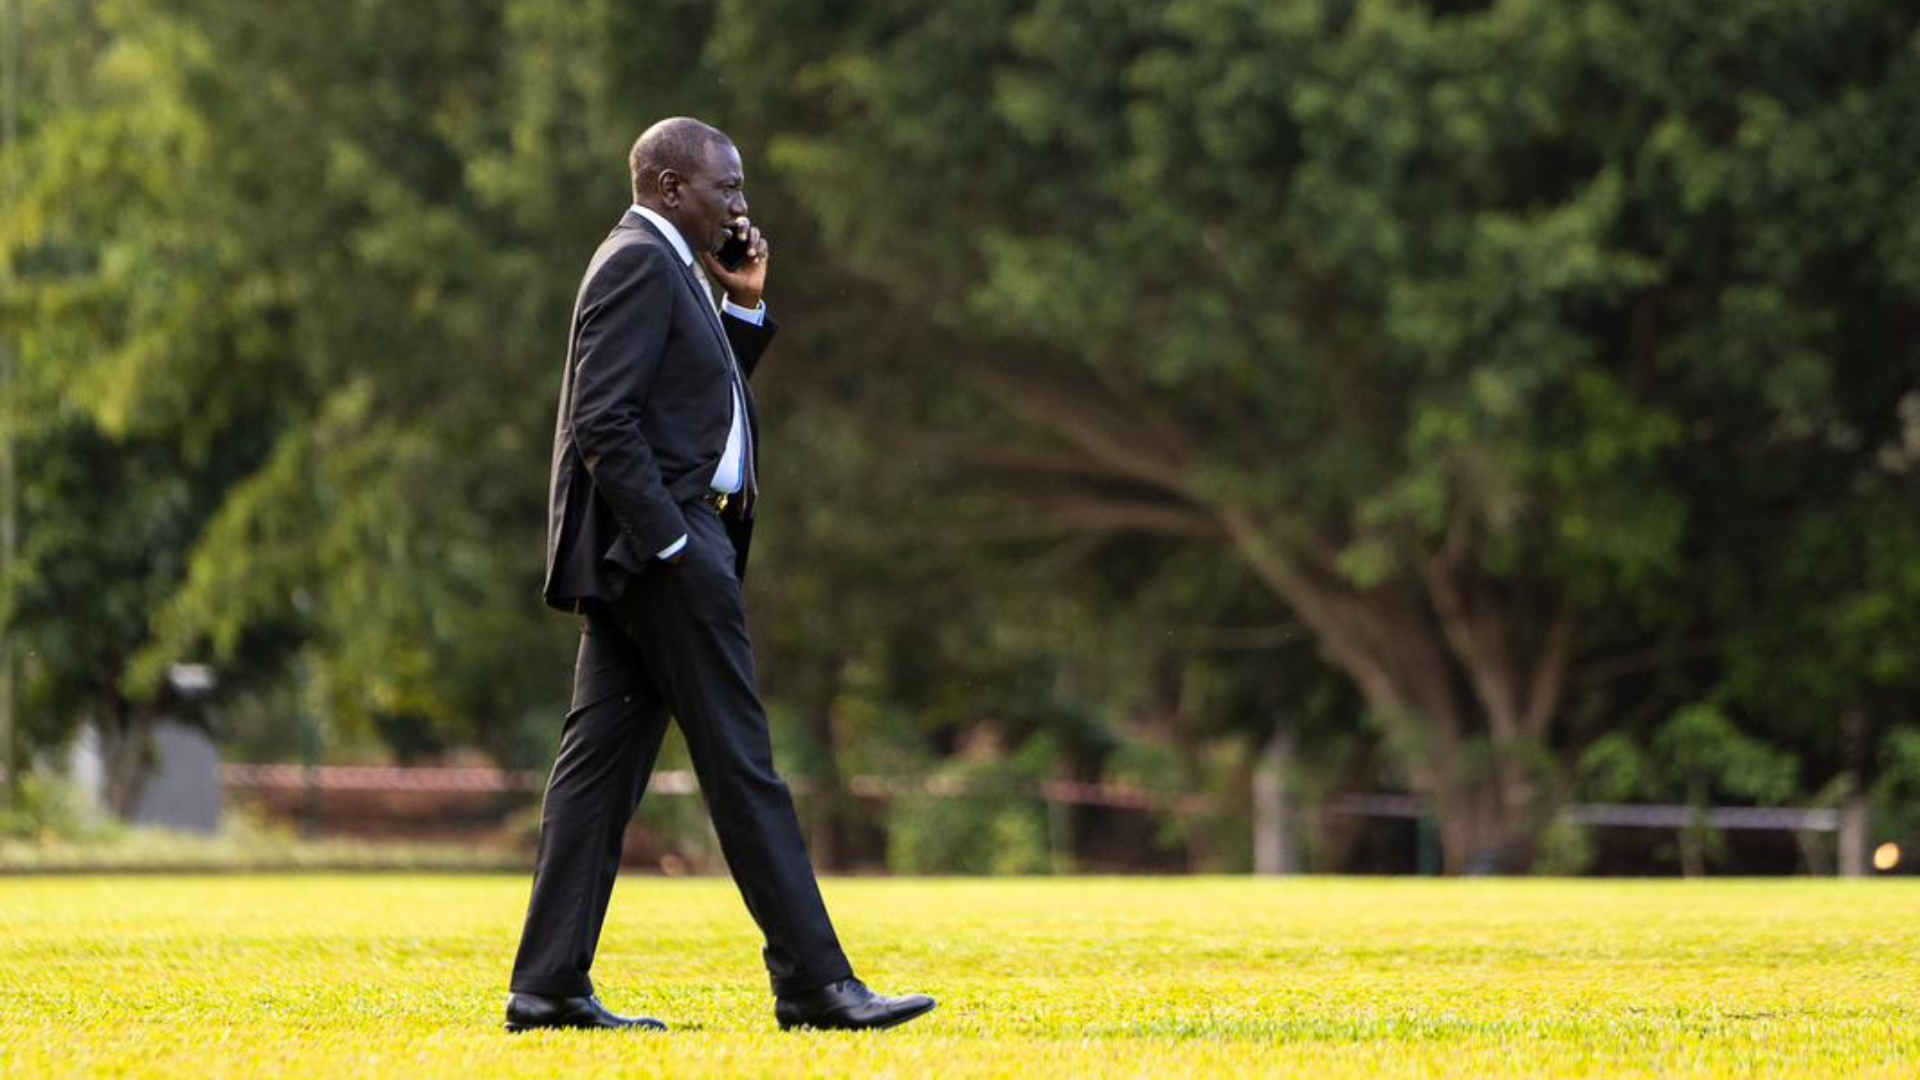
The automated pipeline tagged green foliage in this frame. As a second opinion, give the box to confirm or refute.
[738,0,1709,568]
[1653,705,1802,807]
[887,792,1052,877]
[1576,732,1651,805]
[886,741,1055,876]
[0,804,526,872]
[1877,728,1920,843]
[1577,704,1803,874]
[5,0,1918,876]
[0,773,120,843]
[715,0,1920,867]
[1580,705,1799,807]
[3,0,723,759]
[1529,818,1597,878]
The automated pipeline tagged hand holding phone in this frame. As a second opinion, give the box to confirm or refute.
[716,217,754,271]
[702,218,768,307]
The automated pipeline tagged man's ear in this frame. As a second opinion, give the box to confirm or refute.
[657,168,683,208]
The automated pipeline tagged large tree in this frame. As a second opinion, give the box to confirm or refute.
[717,0,1920,870]
[4,0,737,770]
[11,0,1915,877]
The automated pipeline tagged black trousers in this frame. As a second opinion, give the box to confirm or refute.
[509,503,854,998]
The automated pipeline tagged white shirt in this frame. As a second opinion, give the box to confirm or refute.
[630,205,763,560]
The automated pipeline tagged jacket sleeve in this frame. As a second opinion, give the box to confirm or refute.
[722,308,778,381]
[566,243,691,557]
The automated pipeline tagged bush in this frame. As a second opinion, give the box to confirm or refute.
[1530,819,1596,877]
[886,787,1051,876]
[0,773,123,844]
[1875,729,1920,844]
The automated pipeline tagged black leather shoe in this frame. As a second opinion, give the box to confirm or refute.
[503,992,667,1033]
[774,978,936,1031]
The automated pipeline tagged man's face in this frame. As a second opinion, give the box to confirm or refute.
[668,139,749,254]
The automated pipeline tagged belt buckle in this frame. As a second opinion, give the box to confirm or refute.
[709,491,729,515]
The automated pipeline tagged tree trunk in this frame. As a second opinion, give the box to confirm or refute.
[1220,508,1569,874]
[1839,793,1872,878]
[1252,723,1297,875]
[1839,708,1873,878]
[1304,741,1377,873]
[806,657,850,871]
[1679,781,1710,878]
[1795,826,1835,877]
[99,699,153,820]
[1151,655,1218,874]
[948,369,1577,875]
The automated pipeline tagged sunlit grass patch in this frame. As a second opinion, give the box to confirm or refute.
[0,876,1914,1078]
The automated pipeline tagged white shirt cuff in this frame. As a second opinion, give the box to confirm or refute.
[656,534,688,560]
[721,298,767,325]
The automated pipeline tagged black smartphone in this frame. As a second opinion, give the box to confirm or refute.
[716,219,753,271]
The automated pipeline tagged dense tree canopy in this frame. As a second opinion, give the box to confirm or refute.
[714,0,1920,869]
[3,0,1915,872]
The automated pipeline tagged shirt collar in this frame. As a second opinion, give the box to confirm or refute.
[631,204,693,266]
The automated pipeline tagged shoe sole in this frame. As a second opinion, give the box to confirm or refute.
[503,1014,668,1022]
[778,999,937,1032]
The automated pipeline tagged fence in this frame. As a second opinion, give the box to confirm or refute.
[1323,792,1841,832]
[221,764,1843,831]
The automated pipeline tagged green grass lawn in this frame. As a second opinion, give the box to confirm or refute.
[1,875,1915,1078]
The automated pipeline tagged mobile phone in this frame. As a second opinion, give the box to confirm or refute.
[716,219,752,271]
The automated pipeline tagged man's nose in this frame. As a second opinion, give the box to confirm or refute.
[731,194,749,218]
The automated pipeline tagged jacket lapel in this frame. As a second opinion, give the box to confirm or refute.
[624,210,761,496]
[629,213,736,353]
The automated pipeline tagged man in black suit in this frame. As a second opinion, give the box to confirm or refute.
[504,117,934,1034]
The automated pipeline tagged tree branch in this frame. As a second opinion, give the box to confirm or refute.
[1573,640,1720,687]
[1522,599,1575,740]
[964,362,1194,494]
[1421,548,1522,747]
[788,390,1146,485]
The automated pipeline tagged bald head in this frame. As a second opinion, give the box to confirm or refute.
[630,117,733,203]
[627,117,751,258]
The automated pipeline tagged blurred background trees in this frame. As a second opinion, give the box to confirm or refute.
[3,0,1916,874]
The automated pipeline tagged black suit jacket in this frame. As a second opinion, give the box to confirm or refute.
[543,210,773,611]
